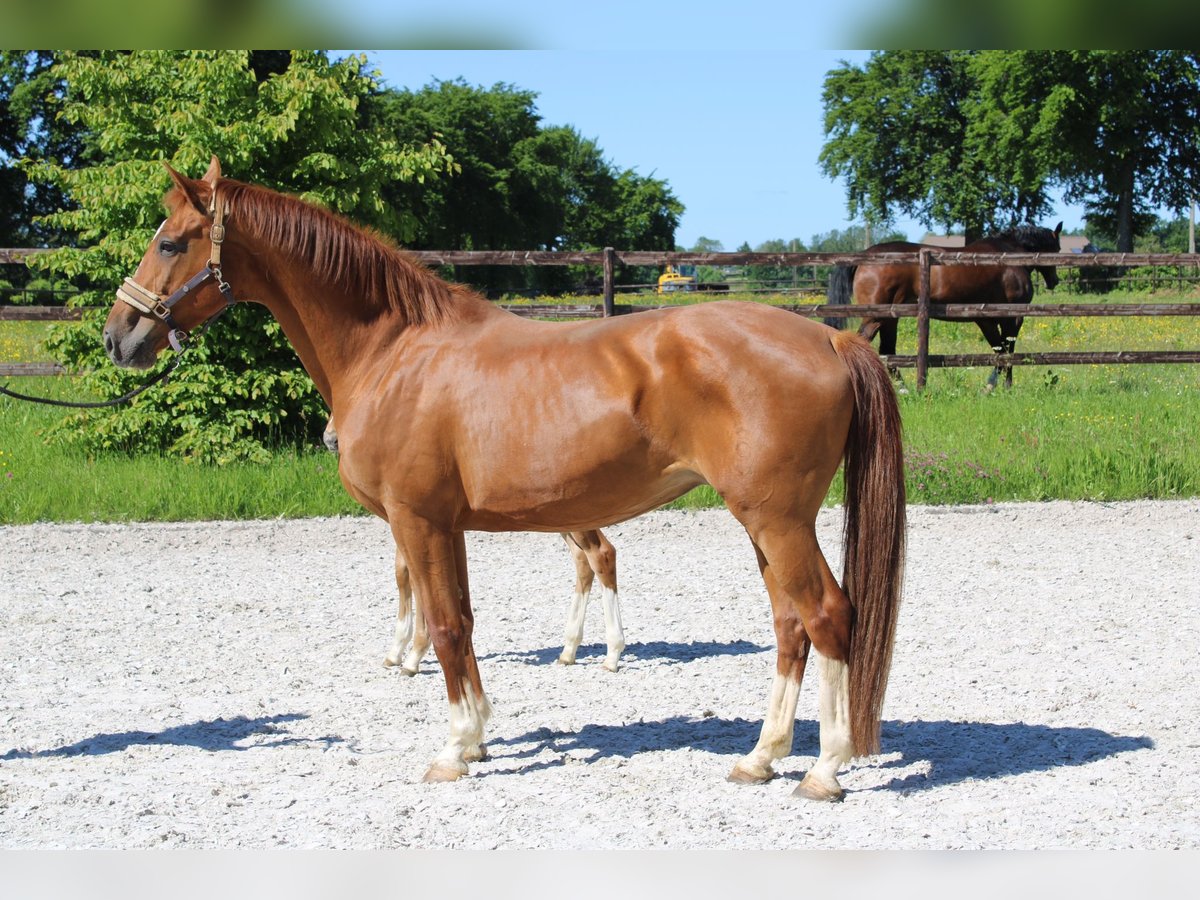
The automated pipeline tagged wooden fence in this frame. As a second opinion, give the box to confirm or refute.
[4,248,1200,389]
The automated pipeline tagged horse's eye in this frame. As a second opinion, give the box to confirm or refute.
[158,239,179,257]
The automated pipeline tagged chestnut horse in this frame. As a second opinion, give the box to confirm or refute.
[827,223,1062,389]
[103,157,905,801]
[325,415,624,673]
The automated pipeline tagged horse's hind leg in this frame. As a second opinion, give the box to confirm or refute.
[558,530,624,671]
[384,549,415,668]
[558,533,595,666]
[976,319,1007,391]
[857,318,882,344]
[1000,316,1024,389]
[728,526,854,801]
[382,549,432,675]
[403,595,432,675]
[875,320,907,392]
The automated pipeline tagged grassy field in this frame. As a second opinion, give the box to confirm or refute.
[2,289,1199,524]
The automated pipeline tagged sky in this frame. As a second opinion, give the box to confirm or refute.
[364,48,1092,251]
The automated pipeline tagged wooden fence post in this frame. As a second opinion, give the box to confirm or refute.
[603,247,615,317]
[917,248,931,390]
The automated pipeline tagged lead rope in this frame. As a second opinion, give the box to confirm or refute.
[0,302,232,409]
[1,200,234,409]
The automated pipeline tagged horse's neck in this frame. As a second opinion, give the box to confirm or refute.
[230,253,410,410]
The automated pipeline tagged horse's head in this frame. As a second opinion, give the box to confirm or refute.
[103,156,233,370]
[1003,221,1063,291]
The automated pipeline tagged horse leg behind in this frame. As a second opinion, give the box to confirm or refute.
[382,549,433,675]
[558,530,624,671]
[975,317,1008,392]
[999,314,1024,389]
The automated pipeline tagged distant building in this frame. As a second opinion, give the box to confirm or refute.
[919,232,1093,252]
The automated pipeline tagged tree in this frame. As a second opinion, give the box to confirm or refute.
[0,51,85,252]
[375,79,681,295]
[23,50,457,463]
[971,51,1200,251]
[744,238,809,292]
[808,225,906,253]
[821,51,1200,252]
[820,51,1041,242]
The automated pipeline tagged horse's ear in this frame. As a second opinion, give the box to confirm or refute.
[162,162,209,216]
[202,155,222,188]
[1055,221,1063,236]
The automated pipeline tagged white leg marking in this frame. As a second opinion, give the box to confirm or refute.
[559,589,589,665]
[427,679,493,780]
[402,602,431,675]
[600,586,625,672]
[385,597,414,667]
[731,672,802,782]
[796,653,853,801]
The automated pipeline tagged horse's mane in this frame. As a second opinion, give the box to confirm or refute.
[986,224,1061,253]
[211,179,460,326]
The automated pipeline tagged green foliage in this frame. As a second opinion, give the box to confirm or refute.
[1,51,83,248]
[970,51,1200,251]
[743,238,808,291]
[20,51,457,464]
[376,79,682,296]
[821,51,1200,250]
[821,51,1022,239]
[808,225,904,253]
[855,0,1200,49]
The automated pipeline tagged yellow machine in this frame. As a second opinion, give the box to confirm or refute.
[656,264,697,294]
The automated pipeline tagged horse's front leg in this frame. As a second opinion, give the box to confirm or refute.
[392,519,491,782]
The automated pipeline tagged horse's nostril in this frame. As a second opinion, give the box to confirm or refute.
[103,329,115,355]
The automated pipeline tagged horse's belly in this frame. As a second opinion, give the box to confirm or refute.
[460,463,704,532]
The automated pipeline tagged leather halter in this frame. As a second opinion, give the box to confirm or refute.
[115,196,235,351]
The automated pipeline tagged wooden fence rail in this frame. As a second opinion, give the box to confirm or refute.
[4,247,1200,388]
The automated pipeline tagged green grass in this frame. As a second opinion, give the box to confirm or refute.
[1,377,356,523]
[3,290,1200,523]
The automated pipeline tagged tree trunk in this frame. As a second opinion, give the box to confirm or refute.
[1115,158,1136,252]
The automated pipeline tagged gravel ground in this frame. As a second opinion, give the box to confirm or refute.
[1,500,1198,849]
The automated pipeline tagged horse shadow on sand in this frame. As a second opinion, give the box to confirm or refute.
[487,715,1153,795]
[480,639,768,667]
[0,713,344,760]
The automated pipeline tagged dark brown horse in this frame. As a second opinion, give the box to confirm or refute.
[828,223,1062,388]
[103,157,905,801]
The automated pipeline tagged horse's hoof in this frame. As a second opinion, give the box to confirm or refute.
[727,762,774,785]
[422,761,468,783]
[557,654,576,666]
[399,666,419,678]
[602,660,620,673]
[383,656,402,668]
[463,743,488,763]
[792,773,844,803]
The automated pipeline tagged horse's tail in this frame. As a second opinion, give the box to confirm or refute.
[824,265,857,329]
[832,330,906,756]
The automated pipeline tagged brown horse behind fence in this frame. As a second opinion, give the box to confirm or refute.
[827,223,1062,388]
[102,157,906,802]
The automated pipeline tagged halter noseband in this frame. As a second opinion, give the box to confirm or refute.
[115,197,236,351]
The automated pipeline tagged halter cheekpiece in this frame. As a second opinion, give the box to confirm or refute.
[115,193,235,351]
